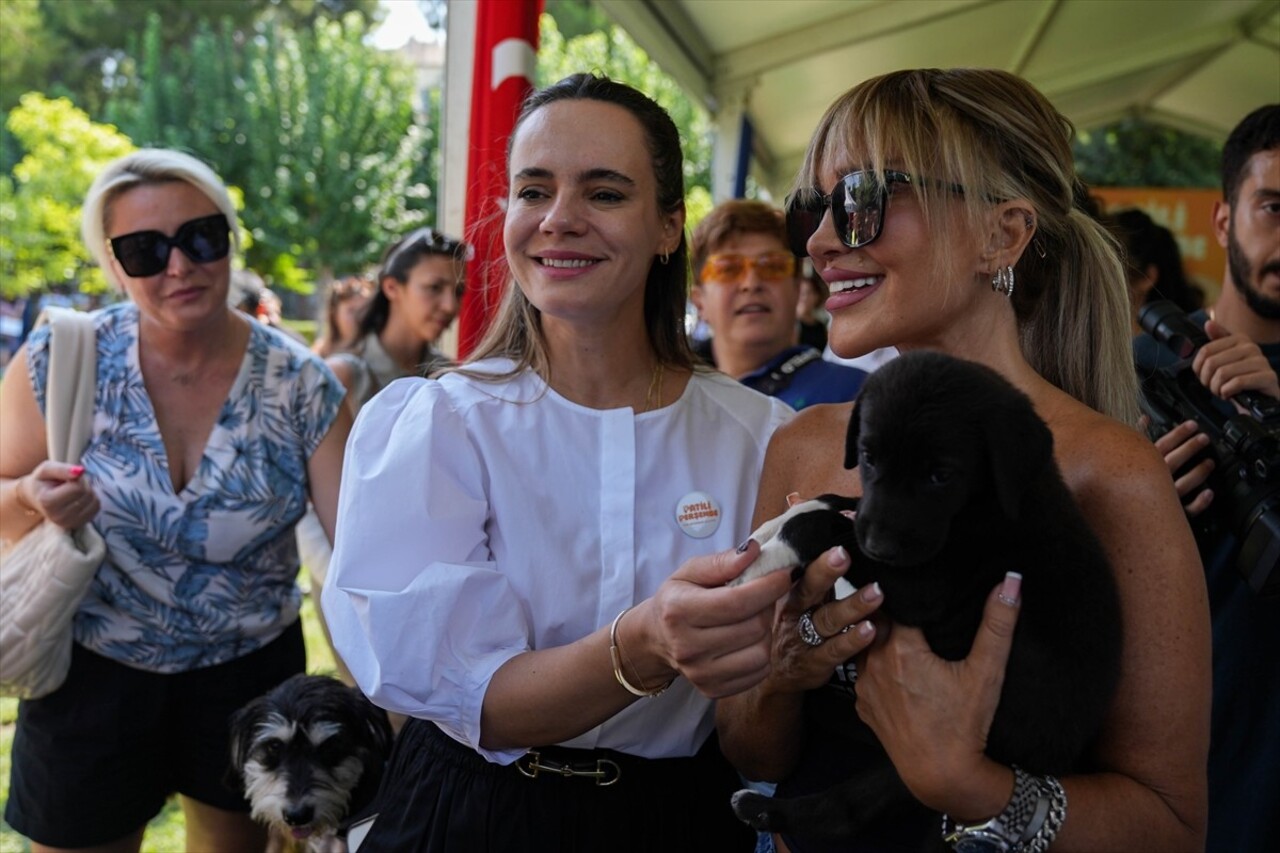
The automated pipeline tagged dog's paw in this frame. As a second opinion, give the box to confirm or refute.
[728,537,803,587]
[727,499,838,588]
[308,835,349,853]
[730,789,786,831]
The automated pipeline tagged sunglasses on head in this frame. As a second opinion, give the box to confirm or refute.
[784,170,966,257]
[108,213,232,278]
[700,250,797,285]
[387,228,475,267]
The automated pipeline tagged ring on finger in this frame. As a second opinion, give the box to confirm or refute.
[798,607,824,647]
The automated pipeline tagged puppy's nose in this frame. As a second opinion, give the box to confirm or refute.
[283,803,315,826]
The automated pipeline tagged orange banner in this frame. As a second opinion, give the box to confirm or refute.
[1093,187,1224,301]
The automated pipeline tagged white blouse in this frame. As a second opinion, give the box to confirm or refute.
[322,360,792,763]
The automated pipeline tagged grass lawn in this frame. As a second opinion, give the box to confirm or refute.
[0,577,337,852]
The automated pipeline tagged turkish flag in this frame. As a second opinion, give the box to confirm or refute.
[457,0,544,358]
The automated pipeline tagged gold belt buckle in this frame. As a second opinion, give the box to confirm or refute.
[515,750,622,786]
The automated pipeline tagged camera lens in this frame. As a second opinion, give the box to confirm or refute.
[1138,300,1208,360]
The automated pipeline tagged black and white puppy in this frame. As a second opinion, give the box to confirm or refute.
[730,351,1123,845]
[229,673,393,853]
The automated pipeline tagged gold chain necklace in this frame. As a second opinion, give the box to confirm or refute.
[644,362,665,412]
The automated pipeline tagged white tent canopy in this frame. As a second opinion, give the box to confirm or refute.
[595,0,1280,200]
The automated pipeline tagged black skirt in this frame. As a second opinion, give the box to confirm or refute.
[355,717,755,852]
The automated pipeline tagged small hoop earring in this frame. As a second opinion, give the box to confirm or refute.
[991,265,1015,297]
[659,251,670,265]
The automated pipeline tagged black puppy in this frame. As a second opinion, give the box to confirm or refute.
[730,351,1122,846]
[229,673,394,853]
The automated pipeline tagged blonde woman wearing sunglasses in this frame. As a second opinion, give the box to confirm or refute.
[717,69,1208,853]
[0,148,352,853]
[691,199,867,411]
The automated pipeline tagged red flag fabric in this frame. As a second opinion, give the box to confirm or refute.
[457,0,544,358]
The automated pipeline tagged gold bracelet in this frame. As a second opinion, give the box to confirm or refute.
[609,607,672,698]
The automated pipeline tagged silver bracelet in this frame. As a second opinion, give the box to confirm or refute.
[941,767,1066,853]
[1023,774,1066,853]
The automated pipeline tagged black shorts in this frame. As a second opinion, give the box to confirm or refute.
[4,622,305,848]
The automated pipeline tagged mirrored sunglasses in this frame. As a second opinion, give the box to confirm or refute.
[108,213,232,278]
[700,250,797,285]
[784,170,965,257]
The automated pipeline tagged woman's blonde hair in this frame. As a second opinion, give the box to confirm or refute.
[797,68,1137,423]
[460,73,698,382]
[81,148,239,288]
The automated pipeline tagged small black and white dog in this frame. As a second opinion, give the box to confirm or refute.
[229,673,393,853]
[730,351,1123,845]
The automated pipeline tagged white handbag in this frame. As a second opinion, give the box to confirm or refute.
[0,307,107,699]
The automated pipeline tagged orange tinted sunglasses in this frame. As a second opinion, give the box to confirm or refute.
[700,250,797,285]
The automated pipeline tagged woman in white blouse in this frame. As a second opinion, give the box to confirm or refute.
[321,74,809,851]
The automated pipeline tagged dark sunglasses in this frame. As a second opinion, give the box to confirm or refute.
[108,213,232,278]
[784,170,965,256]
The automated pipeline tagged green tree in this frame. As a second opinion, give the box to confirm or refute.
[544,0,611,40]
[1,0,381,118]
[0,93,135,298]
[536,14,715,223]
[0,1,63,111]
[107,13,428,291]
[1074,119,1221,188]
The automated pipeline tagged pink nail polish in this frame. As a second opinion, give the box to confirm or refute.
[69,466,85,478]
[998,572,1022,606]
[861,582,882,602]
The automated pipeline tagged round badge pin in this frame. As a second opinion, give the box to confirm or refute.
[675,491,721,539]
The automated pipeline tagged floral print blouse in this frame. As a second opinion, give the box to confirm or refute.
[26,302,345,673]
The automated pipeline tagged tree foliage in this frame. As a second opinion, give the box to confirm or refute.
[0,94,134,298]
[536,14,715,225]
[1,0,381,117]
[105,13,429,291]
[1074,119,1221,189]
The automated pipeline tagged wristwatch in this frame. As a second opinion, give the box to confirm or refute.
[943,816,1019,853]
[941,765,1042,852]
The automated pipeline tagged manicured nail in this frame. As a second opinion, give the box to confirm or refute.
[861,582,882,603]
[998,572,1022,607]
[829,545,850,568]
[736,539,753,553]
[69,465,85,478]
[856,620,875,638]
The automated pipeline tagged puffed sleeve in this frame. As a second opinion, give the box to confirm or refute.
[320,378,530,763]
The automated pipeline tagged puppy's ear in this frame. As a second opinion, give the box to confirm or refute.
[844,401,862,470]
[228,706,251,773]
[225,699,263,791]
[983,393,1054,519]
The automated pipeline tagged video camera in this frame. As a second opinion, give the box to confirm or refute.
[1138,299,1280,595]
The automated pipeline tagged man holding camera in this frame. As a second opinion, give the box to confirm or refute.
[1136,103,1279,853]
